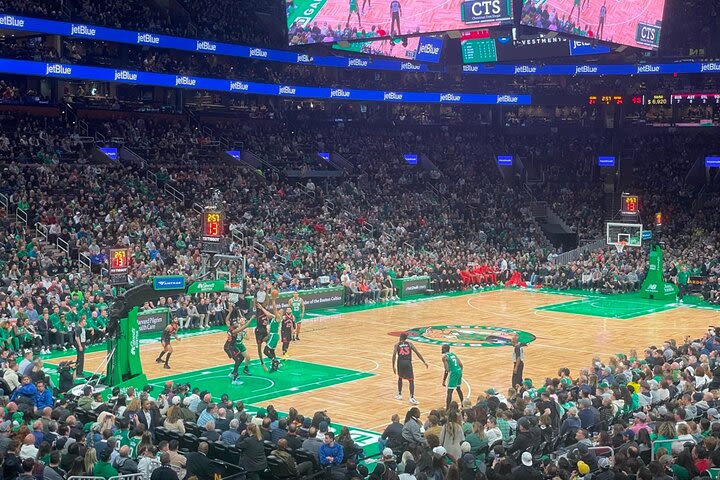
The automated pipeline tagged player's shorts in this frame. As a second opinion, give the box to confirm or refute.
[293,314,302,324]
[397,361,414,380]
[350,2,359,12]
[237,342,247,354]
[447,371,463,389]
[255,329,267,345]
[281,329,293,343]
[224,343,242,360]
[267,333,279,350]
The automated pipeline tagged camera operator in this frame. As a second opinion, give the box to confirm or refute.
[57,361,76,394]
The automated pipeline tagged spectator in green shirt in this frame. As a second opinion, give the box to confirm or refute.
[93,448,118,479]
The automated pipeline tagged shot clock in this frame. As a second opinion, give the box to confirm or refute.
[109,247,129,285]
[621,193,639,216]
[201,209,224,253]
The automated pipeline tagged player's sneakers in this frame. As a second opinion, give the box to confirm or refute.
[409,397,419,405]
[232,378,243,385]
[395,394,403,400]
[155,358,163,364]
[227,373,235,378]
[243,367,251,376]
[164,364,171,369]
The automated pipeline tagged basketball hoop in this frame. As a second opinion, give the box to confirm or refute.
[615,241,627,254]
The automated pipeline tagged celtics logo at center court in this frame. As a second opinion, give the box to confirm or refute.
[402,325,535,348]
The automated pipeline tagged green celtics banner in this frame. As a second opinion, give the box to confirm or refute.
[392,275,430,298]
[187,279,226,294]
[639,245,678,300]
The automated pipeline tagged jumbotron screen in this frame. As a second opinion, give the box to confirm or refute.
[519,0,665,50]
[332,36,443,62]
[287,0,513,45]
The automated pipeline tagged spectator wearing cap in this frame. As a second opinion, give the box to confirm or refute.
[508,417,534,455]
[629,412,652,435]
[399,459,417,480]
[594,457,614,480]
[512,452,543,480]
[617,429,638,456]
[578,398,600,434]
[706,408,720,426]
[382,447,398,470]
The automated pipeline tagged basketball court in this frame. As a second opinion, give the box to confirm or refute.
[51,287,720,434]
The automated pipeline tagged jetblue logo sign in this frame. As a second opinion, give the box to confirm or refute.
[296,54,313,63]
[330,89,351,98]
[279,86,296,95]
[229,81,249,91]
[463,65,480,72]
[175,76,196,86]
[348,58,369,67]
[440,93,461,102]
[496,95,519,104]
[196,41,217,51]
[114,70,138,81]
[71,24,96,36]
[701,63,720,73]
[415,37,443,63]
[636,65,660,73]
[0,15,24,28]
[575,65,598,74]
[514,65,537,74]
[401,62,421,71]
[137,33,160,44]
[249,48,268,58]
[384,92,403,101]
[45,64,72,76]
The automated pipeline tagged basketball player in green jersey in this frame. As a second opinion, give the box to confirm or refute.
[347,0,362,28]
[442,345,464,410]
[289,292,305,341]
[262,301,282,372]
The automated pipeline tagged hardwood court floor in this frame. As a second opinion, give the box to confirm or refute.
[56,289,718,432]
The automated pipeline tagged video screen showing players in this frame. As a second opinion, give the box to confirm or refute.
[332,35,443,62]
[287,0,513,45]
[519,0,665,50]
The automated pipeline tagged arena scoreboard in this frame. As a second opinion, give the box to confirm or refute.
[201,209,224,253]
[109,247,129,285]
[621,193,639,215]
[671,93,720,104]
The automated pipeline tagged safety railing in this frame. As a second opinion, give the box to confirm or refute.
[164,184,185,204]
[109,474,146,480]
[651,439,695,461]
[192,202,204,214]
[79,252,92,270]
[0,192,8,212]
[56,237,69,256]
[67,476,105,480]
[35,222,48,242]
[15,207,27,227]
[550,237,607,265]
[146,170,158,186]
[253,240,266,255]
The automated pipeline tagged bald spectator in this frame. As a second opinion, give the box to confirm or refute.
[113,445,139,475]
[221,419,241,445]
[19,434,38,460]
[186,442,219,480]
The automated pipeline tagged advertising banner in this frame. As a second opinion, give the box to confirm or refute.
[136,307,170,334]
[392,276,430,298]
[244,287,345,311]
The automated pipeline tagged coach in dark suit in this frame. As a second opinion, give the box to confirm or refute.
[137,400,161,436]
[185,442,219,480]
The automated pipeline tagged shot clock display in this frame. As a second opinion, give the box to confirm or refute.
[109,248,129,285]
[621,193,639,216]
[201,210,223,242]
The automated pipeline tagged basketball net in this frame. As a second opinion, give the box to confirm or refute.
[615,241,627,254]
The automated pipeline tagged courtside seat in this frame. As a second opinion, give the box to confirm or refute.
[209,441,229,461]
[155,427,169,443]
[180,433,199,452]
[166,430,182,445]
[185,422,203,437]
[266,455,293,479]
[225,445,242,465]
[293,448,320,471]
[263,440,276,457]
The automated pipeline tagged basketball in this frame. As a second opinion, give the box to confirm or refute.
[271,288,279,299]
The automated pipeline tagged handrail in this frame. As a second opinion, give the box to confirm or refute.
[35,222,48,242]
[192,202,204,214]
[253,240,266,254]
[56,237,69,255]
[79,252,92,270]
[0,192,7,212]
[164,184,185,204]
[651,439,692,461]
[15,207,27,226]
[67,476,106,480]
[551,237,607,265]
[94,131,106,143]
[146,170,158,186]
